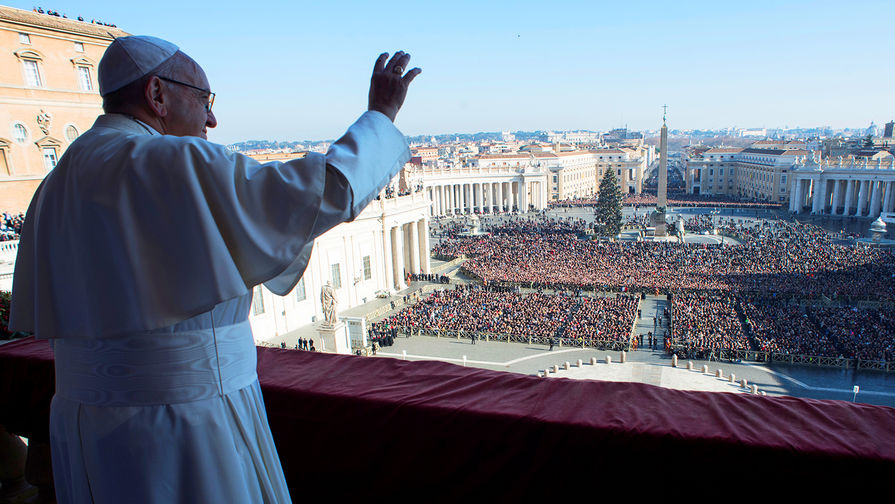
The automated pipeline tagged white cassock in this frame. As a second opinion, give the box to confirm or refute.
[10,111,410,503]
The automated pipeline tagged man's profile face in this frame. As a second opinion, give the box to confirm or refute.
[159,55,217,139]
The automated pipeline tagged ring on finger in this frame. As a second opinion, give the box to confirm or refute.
[393,65,404,75]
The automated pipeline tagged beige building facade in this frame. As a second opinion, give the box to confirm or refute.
[0,6,126,212]
[686,145,810,203]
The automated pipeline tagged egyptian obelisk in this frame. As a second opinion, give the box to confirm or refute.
[653,106,668,237]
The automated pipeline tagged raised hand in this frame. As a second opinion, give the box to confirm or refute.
[368,51,421,122]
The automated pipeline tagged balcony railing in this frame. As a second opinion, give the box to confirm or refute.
[1,337,894,498]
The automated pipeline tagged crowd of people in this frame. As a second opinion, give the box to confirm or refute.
[374,285,639,344]
[743,300,841,357]
[670,293,752,358]
[1,212,24,242]
[666,293,895,362]
[432,219,895,300]
[806,306,895,361]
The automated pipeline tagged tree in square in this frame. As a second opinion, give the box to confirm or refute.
[596,168,623,238]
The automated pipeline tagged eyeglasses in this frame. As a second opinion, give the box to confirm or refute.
[157,76,215,112]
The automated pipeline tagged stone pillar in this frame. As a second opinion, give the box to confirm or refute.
[457,184,463,213]
[382,222,394,292]
[831,179,842,215]
[471,183,478,213]
[857,180,869,217]
[870,180,882,218]
[497,182,504,212]
[409,221,420,274]
[811,179,824,214]
[419,219,431,273]
[445,185,451,214]
[507,182,519,211]
[479,183,486,214]
[885,181,895,213]
[843,180,855,216]
[464,183,471,213]
[790,177,802,213]
[392,225,404,289]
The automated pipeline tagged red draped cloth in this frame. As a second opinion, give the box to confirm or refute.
[2,337,894,497]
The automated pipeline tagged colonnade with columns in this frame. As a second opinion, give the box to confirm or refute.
[425,178,548,217]
[790,174,895,218]
[382,217,431,290]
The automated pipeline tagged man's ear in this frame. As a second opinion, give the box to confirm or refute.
[145,76,168,117]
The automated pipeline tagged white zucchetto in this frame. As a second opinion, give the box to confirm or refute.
[98,35,179,96]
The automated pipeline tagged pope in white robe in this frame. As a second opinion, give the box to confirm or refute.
[9,35,420,503]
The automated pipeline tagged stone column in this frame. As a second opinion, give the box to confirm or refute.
[458,183,462,213]
[843,180,855,216]
[468,183,474,213]
[444,185,450,215]
[870,180,882,218]
[409,221,420,274]
[392,225,404,289]
[419,219,431,273]
[471,183,478,213]
[857,180,869,217]
[885,181,895,213]
[497,182,504,212]
[478,183,486,214]
[509,182,517,211]
[790,178,802,213]
[831,179,842,215]
[811,178,824,214]
[382,222,394,292]
[464,183,470,213]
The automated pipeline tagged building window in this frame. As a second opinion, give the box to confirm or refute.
[22,60,42,87]
[77,66,93,91]
[19,33,30,44]
[294,276,306,302]
[65,124,79,142]
[252,286,265,315]
[0,144,9,176]
[12,124,28,144]
[331,263,342,289]
[363,256,372,280]
[42,148,58,171]
[74,42,85,52]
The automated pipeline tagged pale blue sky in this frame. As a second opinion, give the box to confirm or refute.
[10,1,895,143]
